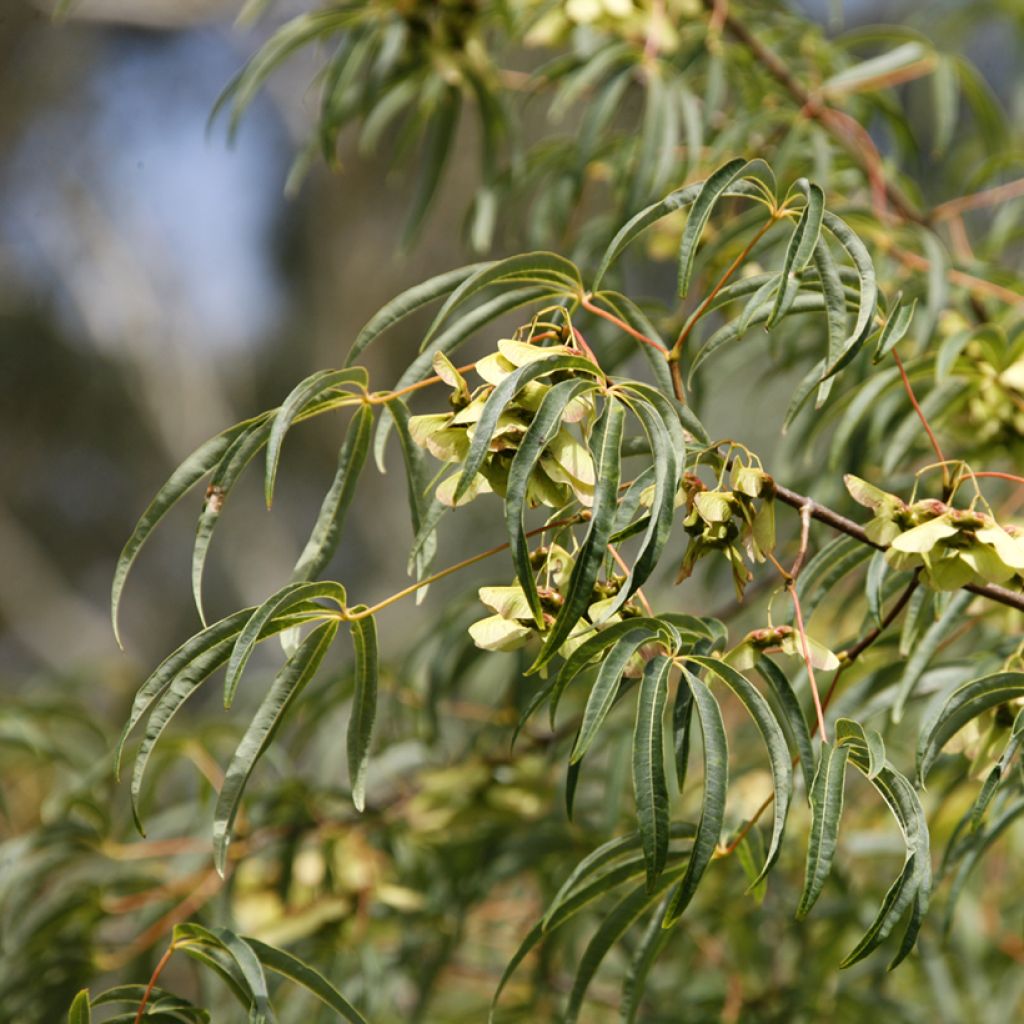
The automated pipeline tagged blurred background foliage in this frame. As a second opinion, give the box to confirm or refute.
[2,1,1023,1021]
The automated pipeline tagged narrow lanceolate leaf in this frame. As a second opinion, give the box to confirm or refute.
[344,263,488,367]
[213,621,338,875]
[607,385,683,614]
[689,656,792,885]
[917,672,1024,783]
[347,612,378,812]
[892,591,973,723]
[795,534,874,624]
[592,182,701,289]
[246,937,369,1023]
[549,617,676,727]
[455,353,598,505]
[192,417,274,624]
[835,718,885,779]
[531,399,625,673]
[866,550,889,627]
[423,252,581,349]
[116,607,255,777]
[672,673,694,794]
[662,669,728,926]
[797,742,850,918]
[506,378,597,625]
[224,581,346,710]
[264,367,369,507]
[572,630,658,763]
[840,756,930,968]
[131,634,236,834]
[678,158,748,297]
[813,238,848,377]
[873,296,917,363]
[67,989,91,1024]
[385,397,435,578]
[757,655,816,795]
[174,922,252,1007]
[820,210,879,377]
[292,405,373,582]
[620,893,674,1024]
[210,929,273,1024]
[402,85,461,248]
[564,874,683,1024]
[112,418,258,647]
[633,656,672,888]
[767,182,824,327]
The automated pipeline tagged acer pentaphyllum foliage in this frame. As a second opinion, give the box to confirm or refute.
[27,2,1024,1022]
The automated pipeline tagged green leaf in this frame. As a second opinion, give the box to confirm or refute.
[672,671,694,794]
[662,669,727,926]
[265,368,368,507]
[224,581,346,710]
[192,417,273,624]
[531,399,625,672]
[112,419,259,647]
[917,671,1024,783]
[549,617,676,727]
[820,210,879,377]
[633,656,672,888]
[768,182,824,327]
[892,591,972,723]
[116,607,255,778]
[174,923,252,1008]
[688,656,792,885]
[292,404,373,582]
[969,707,1024,829]
[210,928,273,1024]
[572,629,658,764]
[678,158,748,298]
[386,397,437,580]
[795,534,874,623]
[67,990,91,1024]
[506,378,597,625]
[455,353,598,505]
[619,894,674,1024]
[593,183,701,289]
[812,238,848,400]
[823,41,929,95]
[345,263,488,368]
[246,937,369,1023]
[873,295,917,363]
[347,612,378,812]
[797,742,849,918]
[866,551,889,626]
[835,718,885,779]
[423,252,581,349]
[564,874,683,1024]
[213,621,338,875]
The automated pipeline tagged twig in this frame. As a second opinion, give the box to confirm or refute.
[892,348,947,482]
[581,293,668,354]
[932,176,1024,222]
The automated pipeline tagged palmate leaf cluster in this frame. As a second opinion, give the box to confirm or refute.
[9,1,1024,1021]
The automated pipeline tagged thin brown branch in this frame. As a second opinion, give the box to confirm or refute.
[892,348,947,479]
[932,176,1024,222]
[581,293,668,354]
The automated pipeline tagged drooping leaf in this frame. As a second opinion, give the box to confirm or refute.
[632,655,672,888]
[246,937,369,1023]
[402,85,461,247]
[797,742,850,918]
[662,669,728,926]
[969,707,1024,829]
[213,621,338,875]
[768,182,824,327]
[347,611,378,812]
[835,718,885,779]
[688,656,793,885]
[210,928,273,1024]
[291,404,373,582]
[873,295,917,363]
[795,534,875,623]
[619,893,674,1024]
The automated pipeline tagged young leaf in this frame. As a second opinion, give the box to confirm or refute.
[633,655,672,889]
[213,621,338,875]
[797,742,849,918]
[767,182,824,327]
[67,990,91,1024]
[835,718,885,779]
[662,669,728,926]
[347,611,378,812]
[873,295,917,363]
[291,404,373,582]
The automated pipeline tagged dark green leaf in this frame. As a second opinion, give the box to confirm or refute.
[347,611,378,812]
[768,182,824,327]
[797,742,849,918]
[633,655,671,888]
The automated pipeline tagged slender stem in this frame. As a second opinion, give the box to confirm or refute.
[672,216,778,356]
[892,348,947,482]
[135,943,177,1024]
[932,176,1024,222]
[974,471,1024,486]
[347,514,587,620]
[581,293,668,355]
[789,583,828,742]
[366,360,480,405]
[609,543,653,615]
